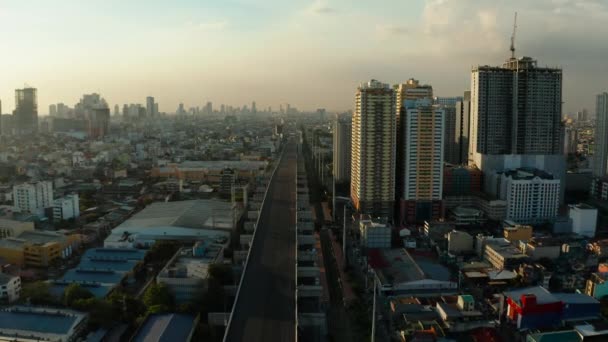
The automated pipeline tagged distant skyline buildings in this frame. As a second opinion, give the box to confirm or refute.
[13,87,38,135]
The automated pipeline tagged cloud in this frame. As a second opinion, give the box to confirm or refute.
[307,0,336,14]
[376,24,409,40]
[187,20,229,31]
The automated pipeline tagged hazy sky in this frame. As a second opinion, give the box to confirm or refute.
[0,0,606,114]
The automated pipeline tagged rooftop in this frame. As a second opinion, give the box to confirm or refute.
[501,168,554,180]
[116,199,237,231]
[133,313,197,342]
[0,306,86,338]
[504,286,558,306]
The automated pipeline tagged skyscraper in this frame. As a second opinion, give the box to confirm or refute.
[454,91,471,165]
[14,87,38,135]
[394,79,433,206]
[351,80,396,219]
[469,56,563,166]
[469,54,566,204]
[88,107,110,139]
[146,96,155,117]
[593,93,608,177]
[442,105,457,164]
[400,99,445,223]
[49,104,57,117]
[333,114,352,183]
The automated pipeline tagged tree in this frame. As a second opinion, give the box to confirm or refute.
[72,298,116,328]
[209,264,234,285]
[21,281,56,305]
[63,283,94,306]
[143,283,174,310]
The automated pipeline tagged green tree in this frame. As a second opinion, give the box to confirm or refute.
[143,283,174,310]
[63,283,94,306]
[72,298,116,328]
[21,281,56,305]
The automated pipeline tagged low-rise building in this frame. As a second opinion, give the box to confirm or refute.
[447,230,473,255]
[436,295,497,332]
[132,313,198,342]
[0,306,88,342]
[104,200,235,248]
[157,241,224,304]
[585,273,608,300]
[503,222,533,243]
[0,217,34,239]
[0,230,79,267]
[368,248,457,296]
[53,194,80,221]
[359,216,391,249]
[505,286,599,330]
[519,238,561,260]
[483,238,528,270]
[449,206,484,225]
[0,273,20,303]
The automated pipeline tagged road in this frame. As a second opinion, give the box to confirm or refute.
[224,141,296,342]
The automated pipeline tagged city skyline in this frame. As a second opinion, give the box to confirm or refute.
[1,0,606,114]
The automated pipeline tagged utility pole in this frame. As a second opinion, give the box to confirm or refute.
[371,276,376,342]
[342,205,347,267]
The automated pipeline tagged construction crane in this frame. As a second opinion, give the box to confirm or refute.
[510,12,518,59]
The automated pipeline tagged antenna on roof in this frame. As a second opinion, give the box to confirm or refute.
[510,12,518,59]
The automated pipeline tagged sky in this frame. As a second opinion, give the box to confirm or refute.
[0,0,606,114]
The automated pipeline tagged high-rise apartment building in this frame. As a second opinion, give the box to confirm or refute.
[13,181,53,215]
[88,107,110,139]
[146,96,156,117]
[443,105,458,164]
[593,93,608,177]
[469,56,563,167]
[455,91,471,165]
[400,99,444,223]
[14,88,38,135]
[333,114,352,183]
[49,104,57,117]
[394,79,433,203]
[351,80,396,219]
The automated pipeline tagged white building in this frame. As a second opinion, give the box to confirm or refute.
[0,273,20,303]
[569,204,598,238]
[403,99,444,202]
[157,242,224,304]
[593,93,608,177]
[359,215,391,249]
[53,194,80,221]
[12,181,53,216]
[489,168,560,224]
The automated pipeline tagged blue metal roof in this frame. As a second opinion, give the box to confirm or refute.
[0,309,80,334]
[134,314,196,342]
[60,269,124,285]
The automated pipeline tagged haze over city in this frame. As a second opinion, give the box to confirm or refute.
[1,0,606,113]
[3,1,608,342]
